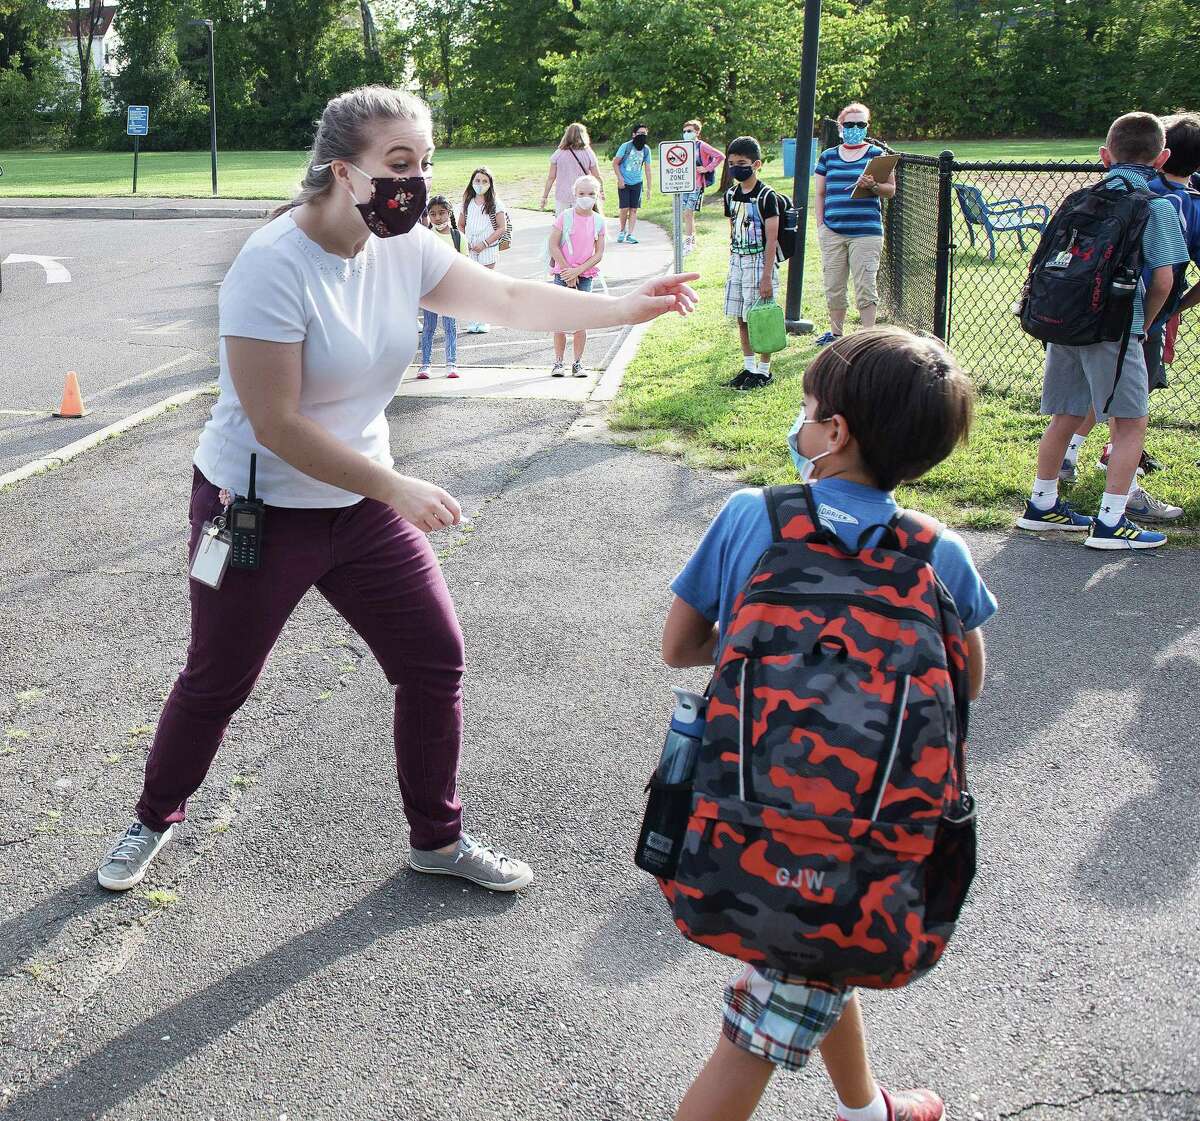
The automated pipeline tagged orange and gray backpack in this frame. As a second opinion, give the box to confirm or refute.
[657,484,977,989]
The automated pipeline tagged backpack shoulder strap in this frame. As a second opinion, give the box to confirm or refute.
[887,508,944,563]
[451,227,462,253]
[765,484,828,544]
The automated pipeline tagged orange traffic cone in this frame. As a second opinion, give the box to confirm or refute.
[53,371,89,418]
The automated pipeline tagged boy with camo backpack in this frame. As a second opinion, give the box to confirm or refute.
[659,328,996,1121]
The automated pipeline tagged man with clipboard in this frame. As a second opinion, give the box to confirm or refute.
[813,103,897,347]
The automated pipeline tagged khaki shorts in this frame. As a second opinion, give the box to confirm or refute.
[817,226,883,311]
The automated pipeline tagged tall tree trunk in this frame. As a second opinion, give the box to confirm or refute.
[73,0,102,124]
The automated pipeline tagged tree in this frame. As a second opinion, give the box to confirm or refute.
[70,0,106,129]
[454,0,580,144]
[407,0,469,144]
[548,0,892,152]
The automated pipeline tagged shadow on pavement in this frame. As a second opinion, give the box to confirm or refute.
[7,872,518,1121]
[0,872,110,979]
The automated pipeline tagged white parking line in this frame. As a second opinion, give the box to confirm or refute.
[86,353,206,402]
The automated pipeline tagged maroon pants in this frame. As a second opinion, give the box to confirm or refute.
[136,469,464,850]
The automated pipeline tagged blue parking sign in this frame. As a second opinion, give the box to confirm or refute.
[127,106,149,136]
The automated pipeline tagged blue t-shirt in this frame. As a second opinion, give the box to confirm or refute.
[671,481,998,644]
[1105,164,1190,335]
[615,140,651,184]
[1147,175,1200,265]
[815,145,886,237]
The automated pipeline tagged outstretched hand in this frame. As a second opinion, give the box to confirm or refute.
[619,273,700,324]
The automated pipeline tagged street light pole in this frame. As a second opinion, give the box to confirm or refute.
[784,0,822,334]
[189,19,218,195]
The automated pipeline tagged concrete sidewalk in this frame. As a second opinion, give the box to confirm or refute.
[0,197,274,220]
[0,395,1197,1121]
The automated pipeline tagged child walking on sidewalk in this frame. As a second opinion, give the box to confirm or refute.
[661,328,997,1121]
[418,195,466,380]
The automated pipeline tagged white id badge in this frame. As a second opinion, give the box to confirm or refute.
[1046,249,1073,270]
[190,519,232,589]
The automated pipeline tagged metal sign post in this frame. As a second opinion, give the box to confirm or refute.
[127,105,149,194]
[659,139,697,274]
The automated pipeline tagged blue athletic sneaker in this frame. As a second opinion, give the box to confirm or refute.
[1015,498,1091,532]
[1085,515,1167,550]
[616,230,628,243]
[814,330,842,347]
[625,234,640,244]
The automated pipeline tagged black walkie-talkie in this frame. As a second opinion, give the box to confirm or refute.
[229,453,265,570]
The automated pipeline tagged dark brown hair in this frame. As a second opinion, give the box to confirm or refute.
[802,327,974,491]
[461,166,498,217]
[1162,111,1200,177]
[1105,112,1165,165]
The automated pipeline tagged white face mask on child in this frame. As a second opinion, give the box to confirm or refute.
[472,179,489,194]
[574,196,596,210]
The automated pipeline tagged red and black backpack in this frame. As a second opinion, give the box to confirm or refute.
[657,484,977,989]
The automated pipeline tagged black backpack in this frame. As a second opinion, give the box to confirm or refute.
[1020,178,1152,346]
[1019,177,1152,410]
[727,184,800,261]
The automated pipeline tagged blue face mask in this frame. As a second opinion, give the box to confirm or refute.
[841,125,868,146]
[788,408,832,483]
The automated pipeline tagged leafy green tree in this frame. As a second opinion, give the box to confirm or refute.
[548,0,892,153]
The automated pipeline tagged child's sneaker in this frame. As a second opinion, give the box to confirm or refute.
[736,371,773,391]
[446,367,460,380]
[814,330,842,347]
[625,234,640,244]
[1057,456,1077,484]
[571,361,587,378]
[1126,486,1182,521]
[551,361,565,378]
[875,1087,946,1121]
[416,365,431,380]
[724,368,753,388]
[1085,515,1167,550]
[616,230,628,243]
[1015,498,1090,531]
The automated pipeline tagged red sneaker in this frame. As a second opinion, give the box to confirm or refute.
[884,1087,945,1121]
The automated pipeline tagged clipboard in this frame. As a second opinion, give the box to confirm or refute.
[850,153,899,198]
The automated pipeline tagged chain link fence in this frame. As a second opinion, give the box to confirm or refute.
[880,153,1200,425]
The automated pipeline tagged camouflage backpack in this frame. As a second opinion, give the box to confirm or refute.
[658,484,977,989]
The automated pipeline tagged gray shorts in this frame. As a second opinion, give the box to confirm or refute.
[1040,339,1149,421]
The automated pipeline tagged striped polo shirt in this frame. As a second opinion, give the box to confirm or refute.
[815,144,885,238]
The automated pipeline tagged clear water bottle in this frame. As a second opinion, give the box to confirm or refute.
[655,688,706,785]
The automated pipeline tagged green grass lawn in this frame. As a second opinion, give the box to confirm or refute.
[610,140,1200,535]
[0,145,558,200]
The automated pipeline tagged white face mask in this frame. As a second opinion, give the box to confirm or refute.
[472,179,489,194]
[683,130,696,141]
[575,195,596,210]
[432,219,450,231]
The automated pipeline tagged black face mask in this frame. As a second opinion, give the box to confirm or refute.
[729,164,754,182]
[346,163,429,238]
[633,134,648,149]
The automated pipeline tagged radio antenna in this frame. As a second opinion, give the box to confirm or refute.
[248,453,257,501]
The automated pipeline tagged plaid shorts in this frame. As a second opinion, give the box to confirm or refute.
[722,965,853,1072]
[724,252,780,320]
[682,187,706,212]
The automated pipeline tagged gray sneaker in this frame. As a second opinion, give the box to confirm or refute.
[1058,456,1077,484]
[97,821,174,891]
[1127,486,1184,522]
[409,833,533,892]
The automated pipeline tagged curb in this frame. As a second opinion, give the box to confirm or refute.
[590,318,653,403]
[0,204,271,220]
[0,384,215,492]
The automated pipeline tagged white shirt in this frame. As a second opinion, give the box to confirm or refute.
[194,212,457,508]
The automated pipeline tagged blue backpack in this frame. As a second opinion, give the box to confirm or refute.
[1144,175,1200,332]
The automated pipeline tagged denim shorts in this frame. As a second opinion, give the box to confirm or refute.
[553,274,594,292]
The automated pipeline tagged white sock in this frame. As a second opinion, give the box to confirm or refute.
[1030,477,1058,511]
[1064,434,1086,465]
[758,359,772,375]
[837,1089,887,1121]
[1128,476,1141,498]
[743,355,757,373]
[1098,491,1128,527]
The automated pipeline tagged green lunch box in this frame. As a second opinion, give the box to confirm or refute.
[746,299,788,355]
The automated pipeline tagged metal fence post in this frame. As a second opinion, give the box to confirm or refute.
[932,149,954,341]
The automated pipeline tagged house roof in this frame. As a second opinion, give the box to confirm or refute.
[62,5,119,40]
